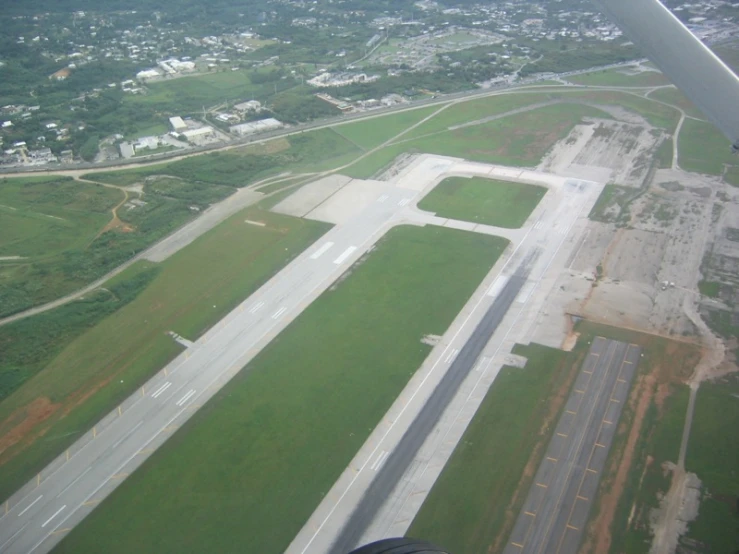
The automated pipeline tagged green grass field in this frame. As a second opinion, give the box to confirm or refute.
[649,87,705,119]
[333,106,439,149]
[0,207,329,503]
[56,226,509,554]
[408,343,576,554]
[418,176,546,228]
[678,118,738,175]
[568,69,669,87]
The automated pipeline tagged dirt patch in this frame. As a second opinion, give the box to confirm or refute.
[94,189,131,239]
[0,397,60,462]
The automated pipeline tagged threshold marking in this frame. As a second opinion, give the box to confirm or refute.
[41,505,66,528]
[249,301,265,314]
[18,495,43,517]
[310,242,334,260]
[151,382,172,399]
[333,246,357,265]
[370,450,389,471]
[272,307,287,320]
[534,220,545,230]
[445,349,459,363]
[176,389,197,407]
[377,195,389,203]
[398,198,411,207]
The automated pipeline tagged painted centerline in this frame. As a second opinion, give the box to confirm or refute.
[41,505,66,528]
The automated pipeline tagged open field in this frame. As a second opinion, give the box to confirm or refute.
[683,378,739,553]
[343,102,606,179]
[568,69,670,87]
[678,118,739,176]
[333,106,439,150]
[407,343,579,554]
[648,87,705,120]
[55,226,509,554]
[0,207,329,503]
[418,176,546,228]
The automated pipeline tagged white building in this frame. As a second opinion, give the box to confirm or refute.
[234,100,262,113]
[169,116,187,132]
[136,69,162,80]
[229,118,283,137]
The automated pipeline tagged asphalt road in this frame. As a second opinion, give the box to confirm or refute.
[504,337,641,554]
[327,255,537,554]
[0,183,418,554]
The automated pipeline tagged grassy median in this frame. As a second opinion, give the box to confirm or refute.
[56,225,509,554]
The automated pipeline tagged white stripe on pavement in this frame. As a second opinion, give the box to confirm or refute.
[333,246,357,265]
[151,382,172,399]
[41,505,66,528]
[176,389,197,407]
[249,301,265,314]
[310,242,335,260]
[272,307,287,320]
[17,496,43,517]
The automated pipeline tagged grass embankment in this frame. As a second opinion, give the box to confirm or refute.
[418,176,546,228]
[56,226,509,554]
[683,379,739,553]
[0,207,329,503]
[408,343,581,554]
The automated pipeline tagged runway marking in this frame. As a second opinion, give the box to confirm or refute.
[603,419,613,425]
[511,542,524,549]
[271,307,287,320]
[546,457,558,462]
[310,241,335,260]
[534,220,545,230]
[617,378,627,383]
[118,406,122,416]
[56,467,91,498]
[586,468,597,474]
[51,528,71,536]
[524,511,536,517]
[82,500,98,507]
[583,370,592,375]
[577,495,589,501]
[574,389,585,394]
[111,473,129,480]
[398,198,411,207]
[515,281,536,303]
[112,421,143,449]
[176,389,197,407]
[333,245,357,265]
[444,348,459,363]
[151,381,172,399]
[566,410,577,415]
[0,522,28,550]
[377,194,389,203]
[486,275,509,297]
[536,483,548,489]
[557,433,568,438]
[249,301,265,314]
[138,448,154,455]
[370,450,389,471]
[41,505,66,527]
[18,495,43,517]
[610,398,620,404]
[595,443,606,448]
[474,356,491,372]
[566,524,579,531]
[623,360,633,365]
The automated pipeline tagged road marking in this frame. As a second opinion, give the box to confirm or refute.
[18,495,43,517]
[41,505,66,527]
[511,542,524,549]
[333,245,357,265]
[398,198,411,207]
[524,511,536,516]
[617,378,627,383]
[82,500,98,507]
[595,443,606,448]
[566,524,579,531]
[583,370,593,374]
[0,522,28,550]
[56,467,91,498]
[546,457,558,462]
[566,410,577,415]
[623,360,633,365]
[474,356,491,372]
[51,528,71,536]
[112,421,144,449]
[151,381,172,399]
[377,195,389,203]
[515,280,535,303]
[577,495,589,501]
[310,241,334,260]
[586,468,597,474]
[370,450,389,471]
[176,389,197,407]
[249,301,265,314]
[534,220,545,230]
[486,275,509,297]
[574,389,585,394]
[603,419,613,425]
[271,307,287,320]
[557,433,568,438]
[610,398,620,404]
[444,348,459,363]
[536,482,548,489]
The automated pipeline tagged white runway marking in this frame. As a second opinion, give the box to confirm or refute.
[445,348,459,363]
[487,275,510,297]
[18,496,43,517]
[272,307,287,320]
[333,246,357,265]
[310,242,334,260]
[377,195,389,203]
[474,356,491,372]
[151,382,172,399]
[176,389,197,407]
[370,451,389,471]
[516,281,536,304]
[41,505,66,528]
[534,220,545,230]
[398,198,411,207]
[249,301,265,314]
[56,467,91,498]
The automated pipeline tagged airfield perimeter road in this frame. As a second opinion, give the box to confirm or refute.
[327,255,536,554]
[503,337,641,554]
[0,183,420,554]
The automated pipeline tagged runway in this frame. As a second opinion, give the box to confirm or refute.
[0,184,418,554]
[503,337,640,554]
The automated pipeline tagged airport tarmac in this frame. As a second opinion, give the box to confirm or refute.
[287,160,605,554]
[503,337,641,554]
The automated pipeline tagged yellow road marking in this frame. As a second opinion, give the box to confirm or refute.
[603,419,613,425]
[586,468,597,474]
[574,389,585,394]
[52,528,71,536]
[118,406,122,416]
[595,443,605,448]
[511,542,524,548]
[610,398,620,403]
[82,500,99,507]
[111,473,129,480]
[577,495,589,501]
